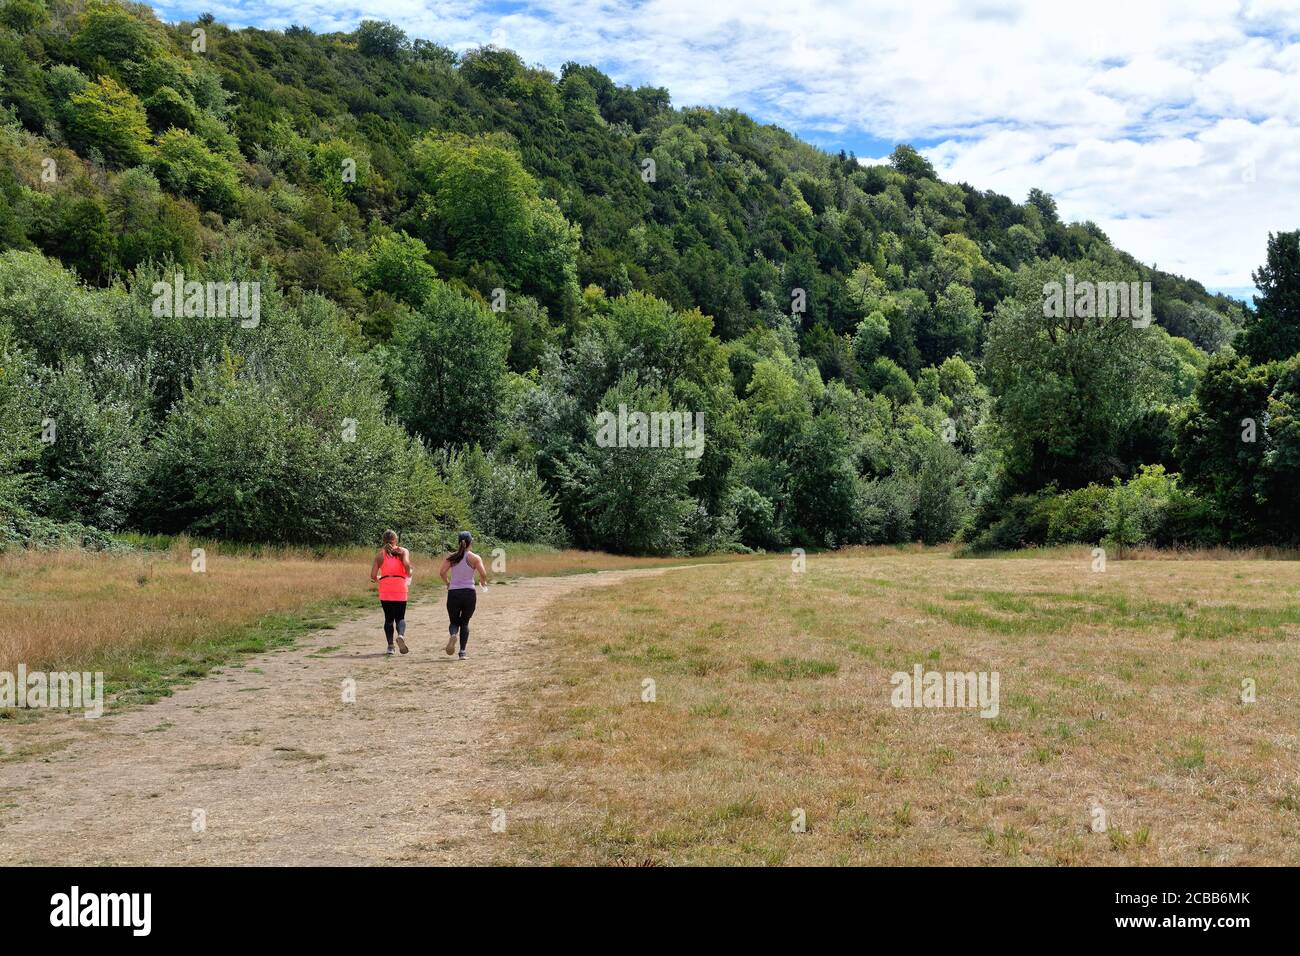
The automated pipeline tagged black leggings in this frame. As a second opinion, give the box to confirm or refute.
[381,600,407,644]
[447,588,476,650]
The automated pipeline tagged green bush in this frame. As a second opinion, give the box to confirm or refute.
[971,467,1211,553]
[0,513,124,552]
[0,0,49,32]
[141,315,470,545]
[1047,483,1110,544]
[913,439,968,544]
[854,475,917,544]
[354,231,437,310]
[966,490,1055,553]
[0,329,39,527]
[0,249,122,366]
[1103,465,1183,552]
[729,484,782,549]
[447,444,566,546]
[852,310,890,368]
[109,167,201,270]
[31,359,149,530]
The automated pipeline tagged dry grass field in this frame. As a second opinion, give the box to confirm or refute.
[5,541,1297,866]
[491,547,1300,865]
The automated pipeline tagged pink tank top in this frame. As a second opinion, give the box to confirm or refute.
[377,553,409,601]
[449,551,477,590]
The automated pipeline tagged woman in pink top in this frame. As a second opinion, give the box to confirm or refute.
[370,529,412,656]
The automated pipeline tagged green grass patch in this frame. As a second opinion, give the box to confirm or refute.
[747,657,840,680]
[924,589,1300,641]
[64,593,370,717]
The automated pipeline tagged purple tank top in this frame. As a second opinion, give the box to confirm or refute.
[449,551,477,590]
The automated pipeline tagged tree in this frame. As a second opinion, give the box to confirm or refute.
[1160,299,1234,353]
[0,250,120,365]
[913,438,968,544]
[852,310,890,370]
[867,357,916,406]
[883,288,926,374]
[65,76,151,166]
[555,375,698,554]
[499,294,560,373]
[27,190,116,283]
[459,46,529,96]
[0,27,52,129]
[890,144,935,180]
[938,355,978,399]
[1003,224,1039,268]
[144,86,196,132]
[1238,230,1300,363]
[1026,188,1059,225]
[785,409,861,546]
[413,131,535,266]
[448,445,564,545]
[1259,355,1300,541]
[142,321,469,545]
[309,138,371,201]
[72,0,158,67]
[354,231,437,309]
[0,327,40,529]
[985,258,1161,490]
[109,168,201,269]
[150,128,241,214]
[390,281,510,450]
[925,282,983,363]
[356,20,407,59]
[0,0,49,32]
[412,132,580,314]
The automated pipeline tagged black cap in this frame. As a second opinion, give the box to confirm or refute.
[458,531,473,543]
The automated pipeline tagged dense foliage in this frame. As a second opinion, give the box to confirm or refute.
[0,1,1292,554]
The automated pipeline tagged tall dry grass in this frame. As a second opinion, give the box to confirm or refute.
[0,540,376,677]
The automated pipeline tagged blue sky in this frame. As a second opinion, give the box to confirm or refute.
[152,1,1300,292]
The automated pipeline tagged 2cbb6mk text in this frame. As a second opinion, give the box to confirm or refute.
[1116,892,1251,907]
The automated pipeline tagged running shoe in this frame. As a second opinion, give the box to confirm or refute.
[396,635,408,655]
[445,633,458,656]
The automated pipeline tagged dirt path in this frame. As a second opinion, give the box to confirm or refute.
[0,570,663,865]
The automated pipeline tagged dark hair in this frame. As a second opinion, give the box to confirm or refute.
[449,531,472,565]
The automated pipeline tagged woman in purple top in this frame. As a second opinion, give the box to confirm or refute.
[438,531,489,660]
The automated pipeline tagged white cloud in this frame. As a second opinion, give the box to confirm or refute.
[155,0,1300,285]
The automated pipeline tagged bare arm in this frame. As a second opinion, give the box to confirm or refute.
[399,547,413,576]
[369,552,382,584]
[438,556,451,585]
[473,553,490,586]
